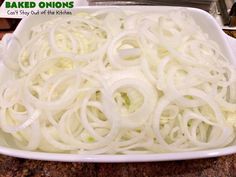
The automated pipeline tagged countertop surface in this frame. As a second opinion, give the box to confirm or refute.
[0,154,235,177]
[0,25,236,177]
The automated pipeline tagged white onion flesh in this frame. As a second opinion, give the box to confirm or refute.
[0,9,235,154]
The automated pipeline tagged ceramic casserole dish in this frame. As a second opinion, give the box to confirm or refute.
[0,6,236,162]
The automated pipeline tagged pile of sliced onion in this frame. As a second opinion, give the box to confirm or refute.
[0,9,235,154]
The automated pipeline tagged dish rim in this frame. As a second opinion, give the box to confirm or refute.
[0,144,235,162]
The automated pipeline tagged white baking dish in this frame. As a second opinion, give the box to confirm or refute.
[0,6,236,162]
